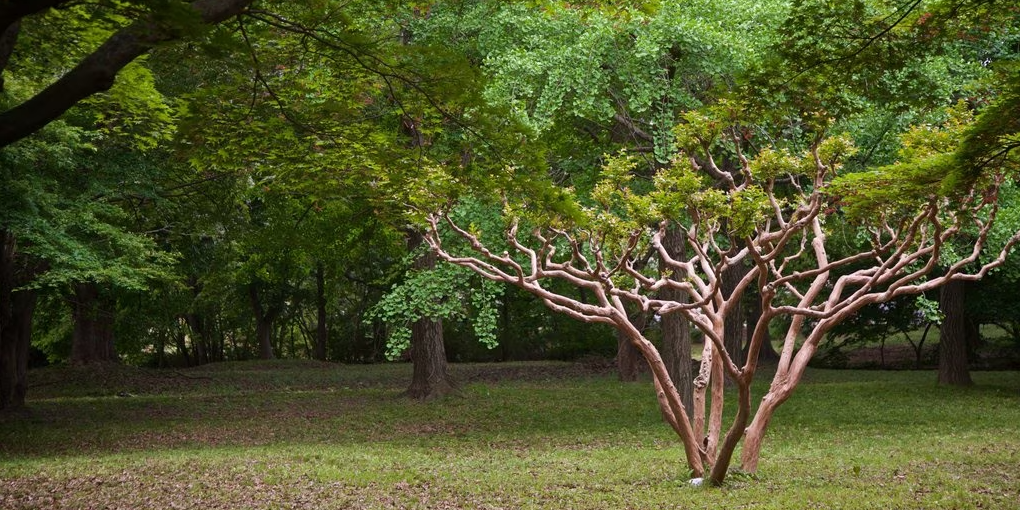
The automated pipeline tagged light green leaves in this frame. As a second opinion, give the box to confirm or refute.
[748,147,803,181]
[369,262,504,360]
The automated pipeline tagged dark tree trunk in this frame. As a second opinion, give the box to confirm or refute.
[405,231,455,400]
[1,275,35,410]
[0,289,34,410]
[2,230,46,409]
[184,277,210,365]
[938,280,973,386]
[659,226,693,412]
[617,311,647,382]
[745,294,778,363]
[255,315,274,360]
[70,282,117,365]
[0,229,16,410]
[172,325,192,366]
[314,262,328,361]
[407,314,455,399]
[185,313,208,365]
[248,284,279,360]
[721,263,747,369]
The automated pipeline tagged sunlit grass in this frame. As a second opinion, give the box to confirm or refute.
[2,361,1018,509]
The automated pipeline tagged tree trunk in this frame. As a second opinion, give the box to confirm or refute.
[248,284,277,360]
[660,310,692,413]
[617,311,647,382]
[938,280,972,386]
[314,262,328,361]
[659,226,693,412]
[185,313,208,365]
[70,282,117,365]
[255,314,274,360]
[721,264,747,368]
[172,324,192,366]
[406,314,455,399]
[405,231,455,400]
[1,234,35,412]
[745,291,779,363]
[0,0,256,149]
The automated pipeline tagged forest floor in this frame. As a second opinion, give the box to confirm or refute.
[1,360,1018,509]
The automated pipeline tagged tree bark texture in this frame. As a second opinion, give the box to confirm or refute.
[406,231,455,399]
[938,279,973,386]
[660,309,692,412]
[0,0,255,148]
[70,282,117,365]
[616,310,647,382]
[659,226,693,413]
[721,263,747,368]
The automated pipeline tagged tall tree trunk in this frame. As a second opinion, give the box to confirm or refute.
[172,324,192,366]
[938,280,972,386]
[185,277,209,365]
[1,228,36,410]
[248,284,277,360]
[314,262,328,361]
[659,226,693,412]
[185,313,208,365]
[407,313,454,399]
[745,292,778,363]
[405,231,455,399]
[70,282,117,365]
[255,315,274,360]
[616,311,647,382]
[0,289,34,410]
[722,263,747,368]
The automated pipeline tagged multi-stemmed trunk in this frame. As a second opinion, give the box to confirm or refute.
[622,316,757,485]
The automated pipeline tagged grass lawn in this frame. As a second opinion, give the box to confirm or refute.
[1,361,1018,509]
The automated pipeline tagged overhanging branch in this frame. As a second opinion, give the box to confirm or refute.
[0,0,254,149]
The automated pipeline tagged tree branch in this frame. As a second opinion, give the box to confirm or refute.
[0,0,254,149]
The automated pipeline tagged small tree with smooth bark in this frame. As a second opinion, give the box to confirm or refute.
[412,105,1019,485]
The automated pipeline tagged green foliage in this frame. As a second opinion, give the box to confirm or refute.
[369,260,504,360]
[0,119,177,292]
[828,105,970,222]
[83,60,177,150]
[414,0,785,160]
[748,147,805,181]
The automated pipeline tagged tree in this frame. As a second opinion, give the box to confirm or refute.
[937,279,974,385]
[412,98,1019,484]
[0,0,254,149]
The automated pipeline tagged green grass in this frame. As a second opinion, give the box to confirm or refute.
[2,361,1018,509]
